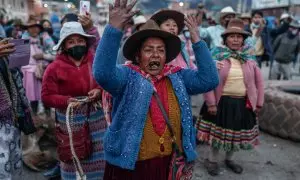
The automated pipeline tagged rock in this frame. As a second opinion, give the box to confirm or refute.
[22,111,57,171]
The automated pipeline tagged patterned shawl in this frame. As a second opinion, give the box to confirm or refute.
[0,58,31,125]
[211,45,256,63]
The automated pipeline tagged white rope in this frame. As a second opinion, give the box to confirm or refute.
[66,103,86,180]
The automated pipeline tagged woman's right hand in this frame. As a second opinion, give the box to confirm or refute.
[185,14,201,44]
[207,105,217,115]
[216,61,224,70]
[0,38,15,57]
[109,0,139,30]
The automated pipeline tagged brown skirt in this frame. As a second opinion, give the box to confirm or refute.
[104,156,171,180]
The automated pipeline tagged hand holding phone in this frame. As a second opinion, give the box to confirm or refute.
[7,39,30,68]
[78,11,93,30]
[80,1,90,15]
[0,38,16,57]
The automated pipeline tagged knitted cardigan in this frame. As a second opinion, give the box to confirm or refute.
[93,25,219,170]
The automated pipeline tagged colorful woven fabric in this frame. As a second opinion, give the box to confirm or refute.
[56,104,106,180]
[197,120,259,152]
[197,96,259,152]
[101,91,112,126]
[211,45,256,63]
[0,59,20,125]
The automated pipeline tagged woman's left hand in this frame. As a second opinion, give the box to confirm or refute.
[88,89,101,100]
[255,107,261,116]
[216,61,224,70]
[79,12,93,31]
[33,53,44,60]
[184,14,201,44]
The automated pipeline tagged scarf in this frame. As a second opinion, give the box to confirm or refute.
[0,58,31,125]
[0,58,19,124]
[126,64,182,136]
[211,45,256,63]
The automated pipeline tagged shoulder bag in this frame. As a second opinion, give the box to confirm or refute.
[153,91,194,180]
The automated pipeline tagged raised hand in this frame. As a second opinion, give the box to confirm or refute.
[109,0,139,30]
[196,10,204,26]
[78,12,93,31]
[0,38,15,57]
[184,14,201,43]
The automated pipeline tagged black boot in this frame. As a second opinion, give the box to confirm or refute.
[30,101,38,115]
[44,106,51,116]
[225,160,243,174]
[205,159,220,176]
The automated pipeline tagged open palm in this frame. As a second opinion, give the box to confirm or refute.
[109,0,139,30]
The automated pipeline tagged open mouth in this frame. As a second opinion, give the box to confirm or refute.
[148,61,161,70]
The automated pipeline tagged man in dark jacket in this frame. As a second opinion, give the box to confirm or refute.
[245,10,290,68]
[270,20,300,80]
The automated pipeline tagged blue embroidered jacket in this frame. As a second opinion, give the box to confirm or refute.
[93,25,219,170]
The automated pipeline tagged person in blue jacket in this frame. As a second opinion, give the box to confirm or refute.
[93,0,219,179]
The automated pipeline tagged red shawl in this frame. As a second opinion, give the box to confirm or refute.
[126,64,182,136]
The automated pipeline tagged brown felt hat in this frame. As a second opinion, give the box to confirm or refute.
[150,9,185,33]
[123,19,181,63]
[21,18,43,30]
[221,18,251,38]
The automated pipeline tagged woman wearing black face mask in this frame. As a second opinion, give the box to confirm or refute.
[40,19,58,44]
[41,22,106,179]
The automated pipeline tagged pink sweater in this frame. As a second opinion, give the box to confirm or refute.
[204,59,264,111]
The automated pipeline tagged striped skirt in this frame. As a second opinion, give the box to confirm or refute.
[56,103,107,180]
[197,96,259,152]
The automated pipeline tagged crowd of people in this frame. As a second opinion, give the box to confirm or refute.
[0,0,299,179]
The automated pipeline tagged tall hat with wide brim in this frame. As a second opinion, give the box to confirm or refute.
[150,9,185,33]
[21,18,43,30]
[220,6,238,19]
[53,22,95,51]
[133,15,147,26]
[123,19,181,63]
[240,13,251,20]
[280,13,290,21]
[221,18,251,38]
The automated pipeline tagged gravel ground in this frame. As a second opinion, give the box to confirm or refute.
[193,132,300,180]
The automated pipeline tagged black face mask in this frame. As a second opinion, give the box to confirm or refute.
[44,28,53,35]
[66,45,87,61]
[287,29,298,39]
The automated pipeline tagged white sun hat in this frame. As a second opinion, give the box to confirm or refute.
[221,6,237,14]
[280,13,290,21]
[133,15,147,26]
[53,22,95,51]
[220,6,238,19]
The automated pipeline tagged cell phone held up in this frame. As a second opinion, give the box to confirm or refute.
[8,39,30,69]
[80,0,90,15]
